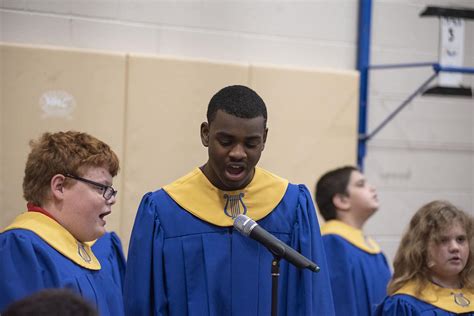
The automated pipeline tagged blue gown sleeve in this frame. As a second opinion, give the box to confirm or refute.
[109,232,127,288]
[124,193,167,316]
[92,231,127,290]
[0,232,53,312]
[284,185,335,315]
[375,295,420,316]
[323,235,358,315]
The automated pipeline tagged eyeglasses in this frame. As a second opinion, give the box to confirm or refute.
[64,174,117,201]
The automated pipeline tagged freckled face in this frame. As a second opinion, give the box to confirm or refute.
[201,110,267,191]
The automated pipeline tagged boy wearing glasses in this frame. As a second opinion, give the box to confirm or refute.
[0,131,125,316]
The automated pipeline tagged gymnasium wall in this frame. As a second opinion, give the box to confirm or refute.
[1,0,473,263]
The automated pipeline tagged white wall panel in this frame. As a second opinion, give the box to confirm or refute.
[71,18,158,53]
[370,66,438,96]
[156,27,356,69]
[375,238,401,265]
[1,0,25,10]
[366,147,473,191]
[69,0,120,18]
[368,190,473,234]
[368,96,473,144]
[118,1,358,43]
[372,2,439,52]
[20,0,76,14]
[1,10,72,46]
[1,2,358,69]
[3,0,120,16]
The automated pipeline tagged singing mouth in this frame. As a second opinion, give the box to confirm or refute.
[227,164,245,174]
[225,163,247,181]
[99,211,111,220]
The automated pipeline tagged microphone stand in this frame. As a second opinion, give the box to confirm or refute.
[271,256,281,316]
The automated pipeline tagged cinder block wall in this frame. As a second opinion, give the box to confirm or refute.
[365,0,474,260]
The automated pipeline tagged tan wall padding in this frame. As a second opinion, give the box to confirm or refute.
[122,55,250,247]
[250,65,359,190]
[1,43,359,253]
[0,44,126,234]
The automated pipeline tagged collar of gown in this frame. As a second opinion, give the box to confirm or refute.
[163,167,289,227]
[321,220,382,254]
[395,280,474,313]
[3,211,101,270]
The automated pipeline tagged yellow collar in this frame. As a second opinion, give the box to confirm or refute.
[395,281,474,313]
[321,220,381,254]
[163,167,289,227]
[2,212,101,270]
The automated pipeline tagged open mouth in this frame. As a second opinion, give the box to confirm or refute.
[99,211,111,220]
[225,165,245,181]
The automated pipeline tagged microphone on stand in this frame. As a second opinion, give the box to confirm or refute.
[233,214,320,272]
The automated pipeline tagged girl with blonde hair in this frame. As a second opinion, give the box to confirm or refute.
[376,200,474,315]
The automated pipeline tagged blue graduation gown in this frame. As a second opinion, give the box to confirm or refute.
[376,294,474,316]
[322,221,391,316]
[321,220,391,316]
[0,215,125,315]
[92,231,127,293]
[375,281,474,316]
[124,172,335,316]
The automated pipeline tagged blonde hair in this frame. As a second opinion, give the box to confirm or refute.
[23,131,119,205]
[388,200,474,295]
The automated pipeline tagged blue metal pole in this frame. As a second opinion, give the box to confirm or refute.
[370,62,437,70]
[434,64,474,74]
[357,0,372,169]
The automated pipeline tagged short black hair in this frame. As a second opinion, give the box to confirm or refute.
[315,166,358,221]
[2,289,98,316]
[207,85,267,126]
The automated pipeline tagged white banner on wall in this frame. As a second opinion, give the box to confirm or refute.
[438,17,464,87]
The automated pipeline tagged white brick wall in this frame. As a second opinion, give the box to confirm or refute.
[0,1,360,68]
[1,0,473,266]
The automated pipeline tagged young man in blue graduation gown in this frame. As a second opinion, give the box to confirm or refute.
[315,166,391,316]
[0,131,125,316]
[124,85,335,316]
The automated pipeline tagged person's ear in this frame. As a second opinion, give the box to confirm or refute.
[200,122,210,147]
[261,127,268,151]
[50,174,66,200]
[333,193,350,211]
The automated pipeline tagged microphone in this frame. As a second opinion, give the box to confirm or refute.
[233,214,320,272]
